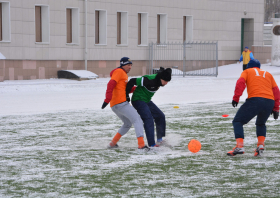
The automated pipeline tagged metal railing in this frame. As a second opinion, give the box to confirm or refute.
[149,41,218,77]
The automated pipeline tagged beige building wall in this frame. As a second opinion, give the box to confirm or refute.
[0,0,264,81]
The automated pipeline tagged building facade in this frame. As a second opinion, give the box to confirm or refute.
[0,0,264,81]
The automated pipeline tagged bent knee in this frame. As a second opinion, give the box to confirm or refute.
[124,123,132,128]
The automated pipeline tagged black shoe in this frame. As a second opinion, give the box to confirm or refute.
[107,143,119,149]
[138,145,150,152]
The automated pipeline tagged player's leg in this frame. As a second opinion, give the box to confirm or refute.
[132,100,156,147]
[232,98,260,139]
[228,98,259,156]
[147,101,166,143]
[254,98,274,156]
[109,103,132,148]
[111,102,146,149]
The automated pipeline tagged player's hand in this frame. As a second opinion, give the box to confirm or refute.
[232,100,238,108]
[101,102,108,109]
[126,96,130,102]
[271,111,279,120]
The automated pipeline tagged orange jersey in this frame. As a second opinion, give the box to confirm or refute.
[110,68,128,107]
[240,68,278,100]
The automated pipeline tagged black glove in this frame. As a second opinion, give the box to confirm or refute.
[101,102,108,109]
[126,96,130,102]
[271,111,279,120]
[232,100,238,108]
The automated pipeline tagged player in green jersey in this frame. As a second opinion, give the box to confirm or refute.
[126,67,172,147]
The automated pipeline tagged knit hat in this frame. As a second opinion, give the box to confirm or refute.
[157,68,172,81]
[120,57,132,67]
[245,46,248,49]
[247,59,260,69]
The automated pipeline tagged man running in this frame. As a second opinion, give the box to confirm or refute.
[102,57,149,151]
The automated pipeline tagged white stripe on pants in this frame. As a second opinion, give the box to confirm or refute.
[111,102,144,137]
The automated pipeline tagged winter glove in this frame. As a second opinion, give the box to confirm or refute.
[101,102,108,109]
[126,96,130,102]
[232,100,238,108]
[271,111,279,120]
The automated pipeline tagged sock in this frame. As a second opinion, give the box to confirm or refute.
[236,138,244,148]
[257,136,265,147]
[110,132,122,146]
[157,138,163,142]
[137,137,145,148]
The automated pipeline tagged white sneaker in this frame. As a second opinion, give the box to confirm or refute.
[254,145,264,157]
[138,145,150,152]
[227,146,245,156]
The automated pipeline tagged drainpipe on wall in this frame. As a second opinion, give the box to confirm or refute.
[85,0,88,70]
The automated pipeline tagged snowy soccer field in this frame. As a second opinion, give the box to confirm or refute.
[1,64,280,197]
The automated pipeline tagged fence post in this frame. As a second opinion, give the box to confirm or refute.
[149,42,153,75]
[216,41,218,77]
[183,41,186,77]
[151,42,154,74]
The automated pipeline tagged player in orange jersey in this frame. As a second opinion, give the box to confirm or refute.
[101,57,149,151]
[227,59,280,157]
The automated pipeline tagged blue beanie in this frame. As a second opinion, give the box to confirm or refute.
[120,57,132,67]
[247,59,260,69]
[245,46,248,49]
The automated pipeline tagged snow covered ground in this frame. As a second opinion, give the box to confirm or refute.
[1,63,280,116]
[1,63,280,197]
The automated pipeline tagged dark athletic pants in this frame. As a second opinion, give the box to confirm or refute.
[132,100,166,146]
[232,97,274,139]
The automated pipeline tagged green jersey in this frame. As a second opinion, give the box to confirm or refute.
[131,74,161,103]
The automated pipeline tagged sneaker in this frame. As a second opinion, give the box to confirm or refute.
[227,146,245,156]
[151,144,160,147]
[254,145,264,157]
[107,142,119,149]
[138,145,150,152]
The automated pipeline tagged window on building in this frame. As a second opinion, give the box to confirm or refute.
[35,5,50,43]
[183,16,193,42]
[157,14,167,44]
[138,13,148,46]
[0,1,11,42]
[66,8,79,44]
[95,10,107,45]
[117,11,128,45]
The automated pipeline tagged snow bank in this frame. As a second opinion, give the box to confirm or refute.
[0,63,279,115]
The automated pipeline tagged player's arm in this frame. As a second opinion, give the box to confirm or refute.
[102,79,117,109]
[250,52,254,60]
[239,54,243,62]
[142,77,154,88]
[271,85,280,120]
[272,86,280,112]
[232,77,246,107]
[126,78,137,94]
[126,78,137,102]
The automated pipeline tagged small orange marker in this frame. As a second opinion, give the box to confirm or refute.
[173,106,179,109]
[222,114,229,117]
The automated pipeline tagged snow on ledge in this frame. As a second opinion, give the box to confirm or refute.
[0,52,6,59]
[57,70,99,80]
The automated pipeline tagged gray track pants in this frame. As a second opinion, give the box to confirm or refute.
[111,102,144,138]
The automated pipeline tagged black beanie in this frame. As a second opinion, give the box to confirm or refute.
[158,68,172,81]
